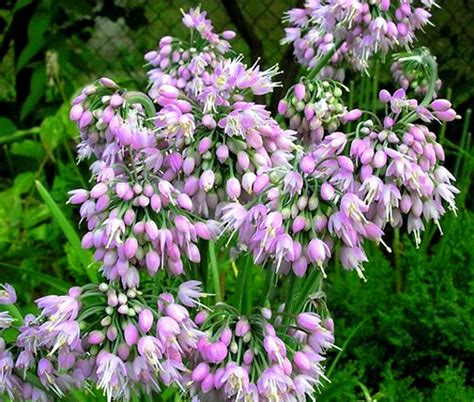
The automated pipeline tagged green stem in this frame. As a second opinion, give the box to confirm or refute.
[262,267,276,306]
[294,270,321,314]
[306,41,344,81]
[421,54,438,107]
[124,91,156,118]
[282,274,297,325]
[237,257,250,313]
[454,109,472,178]
[208,240,222,302]
[393,228,402,293]
[372,60,380,113]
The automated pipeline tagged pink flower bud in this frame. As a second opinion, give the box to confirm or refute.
[320,183,335,201]
[226,178,241,199]
[68,189,89,204]
[431,99,451,112]
[195,310,208,325]
[159,84,179,99]
[201,373,215,393]
[201,114,216,129]
[139,309,154,333]
[69,104,83,121]
[124,323,138,346]
[123,237,138,259]
[79,110,93,128]
[373,150,387,168]
[216,144,229,163]
[296,312,321,332]
[236,319,250,337]
[277,100,288,115]
[294,83,306,101]
[435,109,457,122]
[150,194,161,212]
[145,251,161,275]
[243,349,254,365]
[294,351,311,371]
[192,362,210,382]
[304,104,314,120]
[99,77,118,88]
[183,157,195,175]
[253,174,270,194]
[199,170,215,192]
[220,328,232,346]
[292,216,306,233]
[90,182,107,199]
[145,220,158,240]
[293,256,308,277]
[300,155,316,174]
[242,172,257,194]
[177,193,193,211]
[237,151,250,170]
[206,342,228,363]
[117,343,130,361]
[88,330,105,345]
[198,137,212,154]
[110,94,124,108]
[379,89,391,103]
[342,108,362,123]
[222,30,236,40]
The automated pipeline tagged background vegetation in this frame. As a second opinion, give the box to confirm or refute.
[0,0,472,400]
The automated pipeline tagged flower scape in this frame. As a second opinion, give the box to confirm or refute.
[0,3,460,401]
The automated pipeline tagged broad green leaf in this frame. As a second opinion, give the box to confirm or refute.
[40,104,74,155]
[0,117,17,137]
[13,171,35,195]
[13,0,34,13]
[16,38,46,71]
[16,10,51,71]
[20,65,46,121]
[10,139,45,160]
[35,180,98,283]
[22,204,49,229]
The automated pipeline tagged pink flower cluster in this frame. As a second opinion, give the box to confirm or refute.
[278,78,361,144]
[0,282,204,401]
[69,170,220,286]
[391,60,442,98]
[283,0,435,71]
[188,305,334,400]
[223,89,459,279]
[142,9,295,217]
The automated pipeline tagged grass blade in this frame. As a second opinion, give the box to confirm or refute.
[0,262,70,293]
[35,180,98,283]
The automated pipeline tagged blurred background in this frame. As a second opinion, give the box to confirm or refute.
[0,0,472,400]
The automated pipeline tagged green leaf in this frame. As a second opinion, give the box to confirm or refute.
[10,139,45,160]
[35,180,98,283]
[13,0,34,13]
[13,171,35,195]
[0,118,17,137]
[40,104,75,155]
[20,65,46,121]
[16,38,46,71]
[0,262,69,293]
[16,10,51,71]
[22,204,50,229]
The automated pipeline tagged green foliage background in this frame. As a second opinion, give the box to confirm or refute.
[0,0,472,400]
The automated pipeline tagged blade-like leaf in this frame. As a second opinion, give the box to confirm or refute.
[0,262,70,293]
[35,181,98,283]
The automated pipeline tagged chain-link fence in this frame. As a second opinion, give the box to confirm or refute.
[82,0,296,81]
[0,0,297,105]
